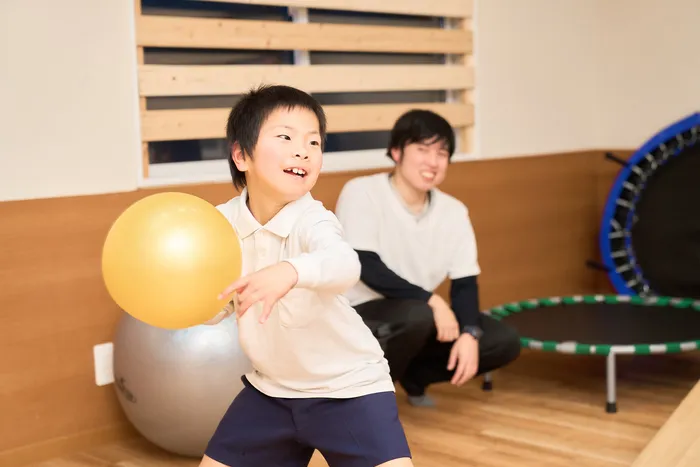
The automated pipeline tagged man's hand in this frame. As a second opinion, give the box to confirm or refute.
[218,262,298,323]
[447,333,480,386]
[427,294,460,342]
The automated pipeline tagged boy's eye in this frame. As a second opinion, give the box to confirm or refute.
[278,135,291,141]
[310,141,320,146]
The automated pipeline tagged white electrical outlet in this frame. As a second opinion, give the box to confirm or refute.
[93,342,114,386]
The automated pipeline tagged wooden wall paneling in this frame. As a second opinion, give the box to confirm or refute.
[436,151,605,306]
[0,151,625,465]
[136,15,472,54]
[0,184,237,467]
[137,64,474,97]
[140,102,474,142]
[205,0,473,18]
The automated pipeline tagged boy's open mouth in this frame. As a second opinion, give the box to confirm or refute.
[284,167,307,178]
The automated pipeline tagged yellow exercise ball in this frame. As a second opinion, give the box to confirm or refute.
[102,192,242,330]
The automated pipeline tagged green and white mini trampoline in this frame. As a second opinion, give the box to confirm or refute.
[487,294,700,413]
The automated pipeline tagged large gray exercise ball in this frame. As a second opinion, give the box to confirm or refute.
[112,313,252,457]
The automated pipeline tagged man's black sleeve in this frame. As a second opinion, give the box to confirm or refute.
[450,275,481,328]
[355,250,432,301]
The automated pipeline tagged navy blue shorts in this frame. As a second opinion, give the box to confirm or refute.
[205,377,411,467]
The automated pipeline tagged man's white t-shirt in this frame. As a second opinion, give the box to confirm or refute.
[335,172,481,306]
[216,189,394,399]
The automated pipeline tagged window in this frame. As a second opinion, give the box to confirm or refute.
[134,0,475,186]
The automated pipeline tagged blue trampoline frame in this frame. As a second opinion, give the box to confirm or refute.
[599,112,700,296]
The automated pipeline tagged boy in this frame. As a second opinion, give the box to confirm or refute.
[335,110,521,407]
[199,85,414,467]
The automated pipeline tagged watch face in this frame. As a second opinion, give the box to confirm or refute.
[463,326,483,339]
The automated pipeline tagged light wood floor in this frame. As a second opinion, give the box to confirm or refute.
[30,351,700,467]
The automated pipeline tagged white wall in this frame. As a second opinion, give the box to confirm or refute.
[474,0,700,159]
[594,0,700,148]
[474,0,601,159]
[0,0,141,202]
[1,0,697,201]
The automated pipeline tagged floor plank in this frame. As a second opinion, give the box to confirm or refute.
[29,351,700,467]
[632,379,700,467]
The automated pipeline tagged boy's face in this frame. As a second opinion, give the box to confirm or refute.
[390,137,450,193]
[233,106,323,203]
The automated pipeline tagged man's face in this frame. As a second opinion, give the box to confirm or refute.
[391,137,450,192]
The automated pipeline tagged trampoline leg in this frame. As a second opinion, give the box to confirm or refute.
[482,372,493,391]
[606,352,617,413]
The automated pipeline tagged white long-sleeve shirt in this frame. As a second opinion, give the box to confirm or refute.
[216,189,394,399]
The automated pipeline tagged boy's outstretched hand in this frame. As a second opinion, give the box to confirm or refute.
[218,262,298,323]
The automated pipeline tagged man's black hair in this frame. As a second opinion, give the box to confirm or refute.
[386,109,455,161]
[225,84,327,190]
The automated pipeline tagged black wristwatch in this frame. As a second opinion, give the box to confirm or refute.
[461,325,483,340]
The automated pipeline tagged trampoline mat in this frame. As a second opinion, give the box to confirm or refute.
[501,303,700,346]
[631,143,700,299]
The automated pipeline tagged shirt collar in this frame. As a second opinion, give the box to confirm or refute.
[235,188,314,239]
[386,172,432,220]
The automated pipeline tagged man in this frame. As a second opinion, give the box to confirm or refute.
[335,109,521,407]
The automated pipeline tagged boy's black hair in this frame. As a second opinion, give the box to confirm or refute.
[386,109,455,161]
[225,84,327,190]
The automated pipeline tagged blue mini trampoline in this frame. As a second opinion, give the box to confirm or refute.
[600,112,700,298]
[491,113,700,414]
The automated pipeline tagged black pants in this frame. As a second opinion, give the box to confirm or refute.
[355,298,521,396]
